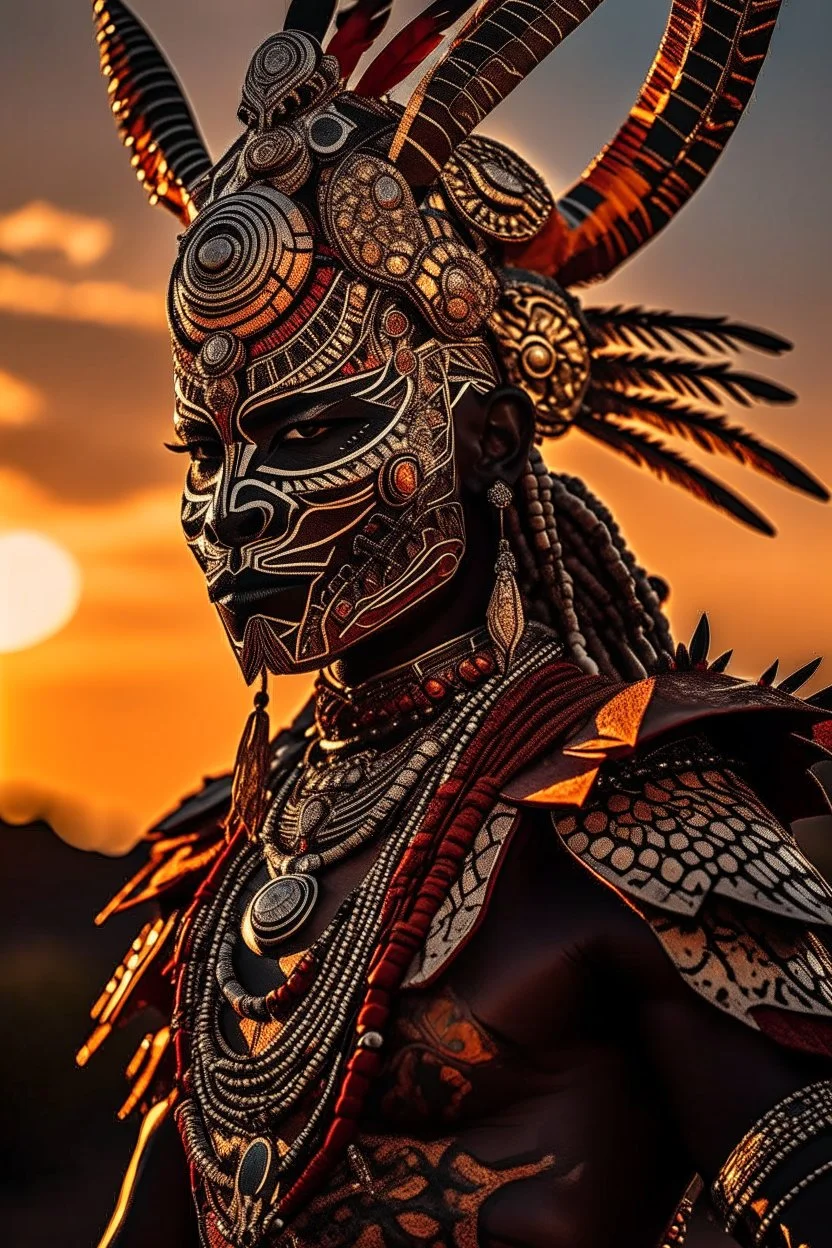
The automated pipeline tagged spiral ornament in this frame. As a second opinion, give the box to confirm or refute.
[170,186,314,344]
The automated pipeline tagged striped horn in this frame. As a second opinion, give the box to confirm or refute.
[92,0,212,224]
[388,0,605,189]
[554,0,784,287]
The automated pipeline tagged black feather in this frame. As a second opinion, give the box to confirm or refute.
[587,387,829,500]
[591,352,796,409]
[758,659,780,687]
[585,306,793,358]
[709,650,733,673]
[284,0,338,41]
[573,410,776,536]
[688,614,710,666]
[777,657,823,695]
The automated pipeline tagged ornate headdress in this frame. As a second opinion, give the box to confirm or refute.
[92,0,827,689]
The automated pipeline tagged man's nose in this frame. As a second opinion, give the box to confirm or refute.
[204,501,270,549]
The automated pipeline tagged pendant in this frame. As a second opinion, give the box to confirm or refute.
[241,873,319,955]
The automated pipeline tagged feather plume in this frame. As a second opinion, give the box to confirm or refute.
[327,1,394,80]
[573,410,775,535]
[587,388,828,500]
[283,0,338,42]
[585,306,792,359]
[591,352,796,409]
[355,0,476,97]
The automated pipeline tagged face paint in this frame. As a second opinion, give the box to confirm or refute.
[169,229,498,678]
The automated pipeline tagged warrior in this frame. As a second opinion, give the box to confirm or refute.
[81,3,832,1247]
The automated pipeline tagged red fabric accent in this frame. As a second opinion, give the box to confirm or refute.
[753,1005,832,1059]
[248,264,338,358]
[277,658,616,1217]
[812,718,832,753]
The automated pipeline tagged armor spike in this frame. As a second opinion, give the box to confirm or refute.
[758,659,780,687]
[92,0,212,224]
[688,614,710,667]
[778,657,823,696]
[709,650,734,675]
[808,685,832,712]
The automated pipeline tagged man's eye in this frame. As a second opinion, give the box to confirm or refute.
[281,423,329,443]
[165,440,222,462]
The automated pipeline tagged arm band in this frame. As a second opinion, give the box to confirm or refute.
[711,1079,832,1245]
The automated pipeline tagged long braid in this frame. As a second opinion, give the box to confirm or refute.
[508,448,674,679]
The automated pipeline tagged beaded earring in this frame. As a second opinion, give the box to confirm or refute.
[486,480,525,674]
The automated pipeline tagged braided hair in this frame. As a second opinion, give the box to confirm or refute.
[508,445,675,679]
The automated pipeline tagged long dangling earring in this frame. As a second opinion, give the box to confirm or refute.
[223,668,271,843]
[486,480,525,674]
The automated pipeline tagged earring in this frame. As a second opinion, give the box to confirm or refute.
[486,481,525,674]
[223,668,271,843]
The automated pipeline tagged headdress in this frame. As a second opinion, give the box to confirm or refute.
[93,0,826,531]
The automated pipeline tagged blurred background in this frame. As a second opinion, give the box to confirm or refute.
[0,0,829,1244]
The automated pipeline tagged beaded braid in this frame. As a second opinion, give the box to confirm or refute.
[510,446,675,679]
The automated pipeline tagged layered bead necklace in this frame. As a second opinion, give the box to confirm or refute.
[173,624,562,1245]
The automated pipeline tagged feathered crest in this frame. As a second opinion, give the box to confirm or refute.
[570,305,829,532]
[326,1,394,81]
[355,0,477,97]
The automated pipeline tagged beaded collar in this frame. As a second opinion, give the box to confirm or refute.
[313,627,499,751]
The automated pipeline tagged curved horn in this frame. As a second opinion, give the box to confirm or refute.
[388,0,605,189]
[554,0,784,287]
[92,0,212,224]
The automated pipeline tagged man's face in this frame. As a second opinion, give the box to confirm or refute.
[170,268,497,679]
[166,176,499,680]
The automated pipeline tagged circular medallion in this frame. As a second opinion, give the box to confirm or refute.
[241,873,319,955]
[440,135,553,242]
[170,185,314,344]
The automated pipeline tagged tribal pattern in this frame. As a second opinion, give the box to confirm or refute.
[284,1132,556,1248]
[405,802,520,988]
[647,900,832,1036]
[552,749,832,924]
[378,986,501,1126]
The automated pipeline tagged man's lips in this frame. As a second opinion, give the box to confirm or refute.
[208,569,309,607]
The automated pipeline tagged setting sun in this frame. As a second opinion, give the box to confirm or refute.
[0,530,81,652]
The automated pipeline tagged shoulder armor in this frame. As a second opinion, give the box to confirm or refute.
[550,739,832,1046]
[553,743,832,926]
[503,671,827,811]
[648,899,832,1050]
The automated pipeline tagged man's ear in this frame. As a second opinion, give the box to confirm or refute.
[457,385,534,493]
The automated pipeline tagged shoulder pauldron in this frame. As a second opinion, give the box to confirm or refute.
[552,738,832,1046]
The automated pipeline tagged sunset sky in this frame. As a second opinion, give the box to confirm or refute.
[1,0,830,853]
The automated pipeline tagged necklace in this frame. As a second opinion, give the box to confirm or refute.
[313,626,498,750]
[175,625,564,1246]
[238,628,499,958]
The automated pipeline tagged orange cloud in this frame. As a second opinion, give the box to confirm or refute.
[0,262,165,332]
[0,368,43,425]
[0,200,113,266]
